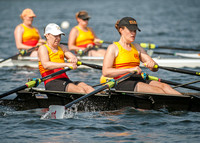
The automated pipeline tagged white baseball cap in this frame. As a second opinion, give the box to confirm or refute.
[44,23,65,36]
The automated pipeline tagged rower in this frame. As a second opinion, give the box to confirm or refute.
[68,10,106,57]
[102,17,182,95]
[38,23,94,93]
[14,8,46,57]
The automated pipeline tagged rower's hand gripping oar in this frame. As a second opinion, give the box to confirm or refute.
[154,65,200,76]
[0,67,73,99]
[48,72,135,119]
[0,47,38,64]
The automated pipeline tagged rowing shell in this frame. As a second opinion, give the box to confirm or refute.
[0,55,200,68]
[0,88,200,112]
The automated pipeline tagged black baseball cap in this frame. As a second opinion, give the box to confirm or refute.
[118,17,141,32]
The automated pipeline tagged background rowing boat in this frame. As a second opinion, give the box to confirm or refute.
[1,55,200,68]
[0,0,200,143]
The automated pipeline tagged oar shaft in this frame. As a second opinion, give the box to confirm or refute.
[158,66,200,76]
[0,47,37,63]
[140,43,199,52]
[158,46,200,52]
[0,54,20,63]
[41,67,71,81]
[0,85,27,99]
[77,61,102,70]
[161,79,200,91]
[173,79,200,89]
[101,41,113,44]
[153,51,175,56]
[60,42,68,45]
[148,75,200,91]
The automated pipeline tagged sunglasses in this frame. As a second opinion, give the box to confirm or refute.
[82,18,89,21]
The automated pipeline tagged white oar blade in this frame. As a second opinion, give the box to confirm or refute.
[49,105,65,119]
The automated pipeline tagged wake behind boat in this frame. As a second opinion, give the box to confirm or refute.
[1,88,200,112]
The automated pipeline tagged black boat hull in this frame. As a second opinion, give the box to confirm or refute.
[1,88,200,112]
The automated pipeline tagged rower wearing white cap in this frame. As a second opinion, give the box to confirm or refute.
[38,23,94,93]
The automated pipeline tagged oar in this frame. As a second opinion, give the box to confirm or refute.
[0,47,37,63]
[60,42,68,45]
[154,65,200,76]
[77,61,102,70]
[61,40,113,45]
[145,74,200,91]
[140,43,200,52]
[0,67,72,99]
[173,79,200,89]
[77,62,200,91]
[61,41,113,45]
[99,40,113,44]
[153,51,175,56]
[48,72,135,119]
[67,60,102,70]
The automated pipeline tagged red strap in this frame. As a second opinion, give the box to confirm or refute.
[42,68,69,85]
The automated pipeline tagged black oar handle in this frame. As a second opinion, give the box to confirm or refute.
[153,51,175,56]
[77,61,102,70]
[60,42,68,45]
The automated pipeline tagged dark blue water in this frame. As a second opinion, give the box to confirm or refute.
[1,0,200,142]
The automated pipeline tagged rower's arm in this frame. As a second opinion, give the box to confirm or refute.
[134,43,158,72]
[61,44,78,63]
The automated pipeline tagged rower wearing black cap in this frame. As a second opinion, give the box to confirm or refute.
[102,17,181,95]
[68,10,106,57]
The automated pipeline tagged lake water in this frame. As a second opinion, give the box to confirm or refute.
[0,0,200,142]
